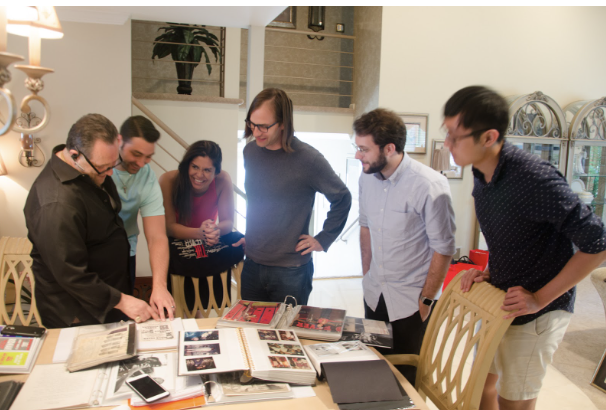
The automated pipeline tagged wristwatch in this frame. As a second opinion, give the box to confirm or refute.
[419,295,434,307]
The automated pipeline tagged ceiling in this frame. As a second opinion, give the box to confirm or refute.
[55,6,288,28]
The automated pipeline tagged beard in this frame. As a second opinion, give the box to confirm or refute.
[363,151,388,174]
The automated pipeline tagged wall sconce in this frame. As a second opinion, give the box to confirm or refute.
[17,112,44,167]
[307,6,325,41]
[0,6,63,138]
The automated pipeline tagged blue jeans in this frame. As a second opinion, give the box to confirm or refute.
[241,258,314,305]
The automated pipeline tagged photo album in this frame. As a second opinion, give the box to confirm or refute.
[178,327,316,385]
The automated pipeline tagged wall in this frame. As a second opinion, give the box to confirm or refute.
[378,6,606,256]
[353,6,382,118]
[0,20,131,237]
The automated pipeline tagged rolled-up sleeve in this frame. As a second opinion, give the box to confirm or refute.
[422,178,456,256]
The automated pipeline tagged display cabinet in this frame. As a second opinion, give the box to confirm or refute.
[565,97,606,219]
[505,91,568,172]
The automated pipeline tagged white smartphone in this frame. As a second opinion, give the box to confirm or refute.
[125,374,170,403]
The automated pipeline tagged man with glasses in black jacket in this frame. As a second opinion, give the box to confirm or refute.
[24,113,159,328]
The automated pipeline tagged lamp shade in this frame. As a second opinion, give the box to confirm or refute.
[7,6,63,39]
[0,153,7,176]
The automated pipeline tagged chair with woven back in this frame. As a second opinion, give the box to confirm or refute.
[0,236,43,327]
[171,260,243,318]
[385,270,513,410]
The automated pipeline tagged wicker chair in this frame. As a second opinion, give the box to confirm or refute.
[385,271,513,410]
[0,236,42,326]
[171,260,243,318]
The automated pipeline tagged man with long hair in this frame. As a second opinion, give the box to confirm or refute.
[241,88,352,305]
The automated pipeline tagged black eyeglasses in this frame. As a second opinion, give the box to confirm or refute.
[245,119,279,133]
[76,150,122,175]
[444,128,491,146]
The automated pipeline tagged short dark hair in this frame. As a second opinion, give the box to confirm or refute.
[353,108,407,153]
[173,140,222,225]
[66,114,118,156]
[245,88,294,153]
[443,86,509,143]
[120,116,160,144]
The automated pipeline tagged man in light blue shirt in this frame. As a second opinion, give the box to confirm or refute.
[354,108,456,384]
[112,116,175,320]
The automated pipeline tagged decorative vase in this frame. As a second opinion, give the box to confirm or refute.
[175,62,194,95]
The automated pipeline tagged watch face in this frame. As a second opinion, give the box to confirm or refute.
[421,297,433,306]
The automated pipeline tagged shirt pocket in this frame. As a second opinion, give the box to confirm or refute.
[383,206,423,244]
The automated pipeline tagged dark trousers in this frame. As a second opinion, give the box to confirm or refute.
[364,293,432,386]
[241,258,314,306]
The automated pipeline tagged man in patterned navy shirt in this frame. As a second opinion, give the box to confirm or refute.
[443,86,606,410]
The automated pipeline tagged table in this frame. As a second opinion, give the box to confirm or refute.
[2,318,429,409]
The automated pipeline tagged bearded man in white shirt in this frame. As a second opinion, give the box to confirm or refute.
[354,108,456,384]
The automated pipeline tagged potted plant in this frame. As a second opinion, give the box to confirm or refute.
[152,23,221,95]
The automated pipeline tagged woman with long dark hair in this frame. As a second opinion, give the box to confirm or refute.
[159,141,243,311]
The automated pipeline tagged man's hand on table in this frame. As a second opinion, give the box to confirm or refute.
[115,293,159,323]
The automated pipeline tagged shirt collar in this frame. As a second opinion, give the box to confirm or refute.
[472,142,512,186]
[51,145,82,183]
[373,152,410,183]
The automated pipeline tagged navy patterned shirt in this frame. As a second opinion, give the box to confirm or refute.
[473,142,606,325]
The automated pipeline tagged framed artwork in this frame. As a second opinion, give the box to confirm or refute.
[591,348,606,393]
[400,113,428,154]
[268,7,297,29]
[431,140,463,179]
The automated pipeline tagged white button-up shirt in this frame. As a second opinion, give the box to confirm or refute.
[360,153,456,322]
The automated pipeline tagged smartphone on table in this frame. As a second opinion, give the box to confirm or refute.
[126,374,170,403]
[0,325,46,338]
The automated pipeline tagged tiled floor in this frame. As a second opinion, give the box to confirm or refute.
[307,277,602,410]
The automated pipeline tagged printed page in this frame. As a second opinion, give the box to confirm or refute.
[340,317,394,348]
[67,323,134,371]
[0,336,35,371]
[241,328,314,374]
[137,318,183,351]
[52,322,117,363]
[304,341,379,375]
[10,363,99,410]
[178,328,247,375]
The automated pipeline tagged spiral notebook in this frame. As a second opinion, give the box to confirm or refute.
[177,328,316,385]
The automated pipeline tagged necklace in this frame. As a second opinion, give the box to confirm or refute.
[115,170,133,194]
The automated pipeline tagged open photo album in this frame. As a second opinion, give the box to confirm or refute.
[178,327,316,385]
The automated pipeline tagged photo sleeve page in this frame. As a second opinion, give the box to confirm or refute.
[178,329,248,376]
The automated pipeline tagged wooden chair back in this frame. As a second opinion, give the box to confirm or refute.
[0,236,43,326]
[171,260,243,318]
[415,271,512,410]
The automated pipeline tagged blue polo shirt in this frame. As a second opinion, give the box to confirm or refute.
[111,164,165,256]
[473,142,606,325]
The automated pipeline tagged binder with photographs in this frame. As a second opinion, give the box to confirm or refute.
[216,300,287,329]
[178,328,316,385]
[276,305,347,342]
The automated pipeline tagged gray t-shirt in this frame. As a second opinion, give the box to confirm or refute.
[243,137,352,267]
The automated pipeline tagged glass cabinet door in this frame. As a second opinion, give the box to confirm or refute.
[570,142,606,219]
[509,141,562,169]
